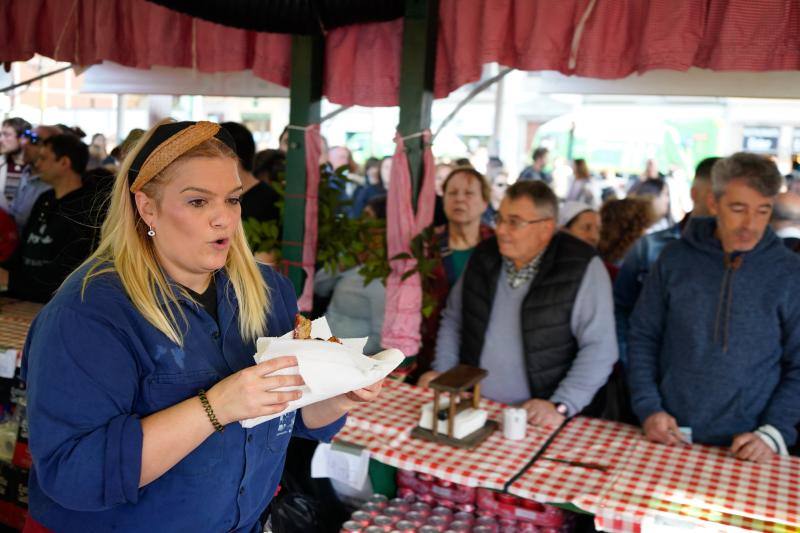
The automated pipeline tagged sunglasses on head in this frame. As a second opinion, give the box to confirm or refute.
[21,129,39,145]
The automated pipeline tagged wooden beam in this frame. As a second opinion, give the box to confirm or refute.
[398,0,439,207]
[282,34,323,296]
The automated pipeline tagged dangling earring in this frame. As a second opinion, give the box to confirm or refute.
[147,225,156,237]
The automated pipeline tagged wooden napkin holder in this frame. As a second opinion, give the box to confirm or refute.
[411,364,498,449]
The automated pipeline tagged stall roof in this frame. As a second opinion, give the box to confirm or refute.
[2,0,799,106]
[80,62,289,97]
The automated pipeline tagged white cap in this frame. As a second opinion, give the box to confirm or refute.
[558,201,594,227]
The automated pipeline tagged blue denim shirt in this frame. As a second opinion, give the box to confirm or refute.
[21,262,345,532]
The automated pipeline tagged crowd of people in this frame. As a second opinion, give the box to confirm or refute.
[2,115,800,531]
[318,142,800,464]
[3,117,800,462]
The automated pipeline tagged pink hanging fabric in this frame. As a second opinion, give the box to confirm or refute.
[297,124,323,312]
[381,132,436,356]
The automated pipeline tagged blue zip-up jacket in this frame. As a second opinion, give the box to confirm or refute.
[628,218,800,446]
[21,262,345,532]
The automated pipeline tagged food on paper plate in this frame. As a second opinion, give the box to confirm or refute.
[293,314,343,344]
[293,314,312,339]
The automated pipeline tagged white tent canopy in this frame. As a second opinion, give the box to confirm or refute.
[80,61,289,98]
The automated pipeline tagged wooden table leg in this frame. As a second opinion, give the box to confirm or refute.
[432,391,440,436]
[448,394,457,438]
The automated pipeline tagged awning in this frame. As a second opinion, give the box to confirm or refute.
[2,0,799,107]
[80,62,289,97]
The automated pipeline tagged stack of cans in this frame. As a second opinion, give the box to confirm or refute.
[340,474,575,532]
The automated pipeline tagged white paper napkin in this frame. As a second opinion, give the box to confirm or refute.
[240,317,404,428]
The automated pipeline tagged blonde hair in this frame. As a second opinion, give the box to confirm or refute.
[79,120,269,345]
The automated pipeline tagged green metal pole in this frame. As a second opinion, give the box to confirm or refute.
[282,34,323,296]
[398,0,439,207]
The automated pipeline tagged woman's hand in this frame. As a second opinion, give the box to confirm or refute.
[344,378,384,405]
[301,378,385,430]
[206,356,304,425]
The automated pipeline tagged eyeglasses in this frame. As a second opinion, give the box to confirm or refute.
[493,213,552,230]
[21,129,39,145]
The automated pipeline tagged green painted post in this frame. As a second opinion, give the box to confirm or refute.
[398,0,439,207]
[282,34,323,296]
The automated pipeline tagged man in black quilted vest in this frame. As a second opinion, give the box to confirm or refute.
[419,181,618,427]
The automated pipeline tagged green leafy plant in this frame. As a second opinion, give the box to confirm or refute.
[389,226,440,318]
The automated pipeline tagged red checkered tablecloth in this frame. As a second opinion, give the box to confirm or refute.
[337,381,800,533]
[0,298,42,351]
[507,416,641,511]
[592,432,800,533]
[337,379,557,490]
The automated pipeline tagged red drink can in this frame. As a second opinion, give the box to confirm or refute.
[394,520,417,532]
[360,502,382,516]
[496,493,517,506]
[397,487,416,500]
[340,520,363,532]
[456,503,475,514]
[350,511,372,526]
[384,508,403,523]
[432,506,453,520]
[406,511,426,527]
[453,511,473,522]
[369,494,389,509]
[521,499,544,512]
[389,498,411,512]
[372,516,393,531]
[411,502,432,515]
[418,492,436,504]
[427,515,450,530]
[447,520,472,531]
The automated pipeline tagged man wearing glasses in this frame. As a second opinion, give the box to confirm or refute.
[0,117,32,209]
[420,181,617,426]
[7,125,60,231]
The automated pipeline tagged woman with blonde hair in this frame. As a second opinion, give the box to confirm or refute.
[21,120,382,532]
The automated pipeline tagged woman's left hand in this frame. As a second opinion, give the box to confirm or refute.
[344,379,384,404]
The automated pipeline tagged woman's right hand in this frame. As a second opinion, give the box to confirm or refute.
[205,356,304,425]
[417,370,441,389]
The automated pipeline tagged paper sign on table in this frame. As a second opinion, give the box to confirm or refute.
[0,349,18,379]
[240,317,405,428]
[310,442,371,490]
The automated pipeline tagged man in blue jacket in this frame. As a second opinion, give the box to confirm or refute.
[614,156,719,366]
[628,152,800,463]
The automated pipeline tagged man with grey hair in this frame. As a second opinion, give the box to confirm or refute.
[771,191,800,252]
[628,152,800,462]
[419,180,617,426]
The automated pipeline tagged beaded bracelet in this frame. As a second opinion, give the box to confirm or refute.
[198,389,224,433]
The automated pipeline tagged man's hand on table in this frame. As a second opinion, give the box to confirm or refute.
[642,411,689,446]
[521,399,565,427]
[730,432,775,463]
[417,371,441,389]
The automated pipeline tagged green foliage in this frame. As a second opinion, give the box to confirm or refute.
[242,163,438,317]
[390,226,440,318]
